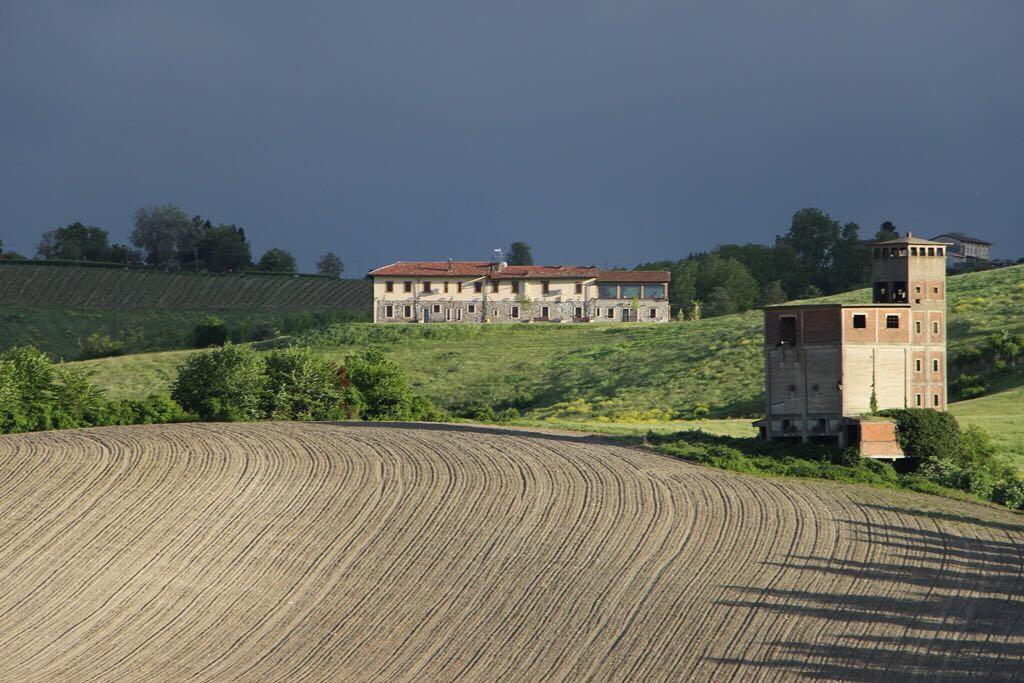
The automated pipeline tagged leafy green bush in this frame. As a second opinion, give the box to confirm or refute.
[102,395,190,425]
[263,347,360,420]
[171,344,267,421]
[877,408,961,461]
[343,349,418,421]
[193,316,228,348]
[250,322,280,342]
[78,331,125,360]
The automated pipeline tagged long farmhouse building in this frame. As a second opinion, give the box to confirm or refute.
[369,261,671,324]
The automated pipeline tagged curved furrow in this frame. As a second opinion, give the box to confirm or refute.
[0,423,1021,682]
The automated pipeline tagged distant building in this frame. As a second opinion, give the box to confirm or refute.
[931,232,992,270]
[368,261,670,324]
[754,235,950,457]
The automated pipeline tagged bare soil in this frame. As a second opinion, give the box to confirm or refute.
[0,422,1021,681]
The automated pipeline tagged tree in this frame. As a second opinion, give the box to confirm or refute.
[831,221,870,292]
[257,248,297,273]
[196,224,251,272]
[694,254,759,314]
[108,243,143,265]
[761,280,787,306]
[36,222,112,261]
[507,241,533,266]
[131,205,190,268]
[316,252,344,278]
[176,215,212,271]
[343,348,416,420]
[875,220,900,241]
[262,347,360,420]
[703,287,736,317]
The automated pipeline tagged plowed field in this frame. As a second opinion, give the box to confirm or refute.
[0,422,1022,681]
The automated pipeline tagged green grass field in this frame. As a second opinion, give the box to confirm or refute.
[950,385,1024,467]
[61,264,1024,466]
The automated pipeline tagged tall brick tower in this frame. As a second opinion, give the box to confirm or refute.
[756,234,950,457]
[870,234,949,411]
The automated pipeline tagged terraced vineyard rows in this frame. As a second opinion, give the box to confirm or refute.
[0,264,370,310]
[0,422,1022,681]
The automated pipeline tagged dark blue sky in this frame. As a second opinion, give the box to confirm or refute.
[2,1,1021,274]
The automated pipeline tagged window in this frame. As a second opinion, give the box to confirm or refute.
[915,286,921,294]
[598,284,618,299]
[886,315,900,329]
[873,282,888,302]
[910,247,918,256]
[404,281,412,293]
[491,281,499,293]
[607,308,614,319]
[511,281,520,294]
[853,314,867,329]
[444,281,449,293]
[649,308,657,318]
[385,280,394,293]
[511,305,519,319]
[403,305,412,318]
[541,281,550,294]
[445,308,452,321]
[937,247,944,256]
[385,304,394,318]
[927,247,935,256]
[432,304,441,314]
[915,321,922,334]
[933,286,939,295]
[468,304,476,314]
[933,321,939,335]
[916,394,922,407]
[620,284,642,298]
[893,281,907,303]
[474,281,482,293]
[779,316,797,345]
[574,306,583,318]
[422,281,431,293]
[457,282,463,293]
[933,359,940,373]
[575,282,583,294]
[916,359,922,372]
[456,309,463,321]
[933,394,940,407]
[541,305,550,319]
[644,284,665,299]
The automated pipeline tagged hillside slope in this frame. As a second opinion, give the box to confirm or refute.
[1,422,1021,681]
[0,263,371,359]
[75,265,1024,417]
[0,263,370,310]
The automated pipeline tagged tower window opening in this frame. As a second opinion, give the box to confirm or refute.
[779,316,797,345]
[852,314,867,329]
[886,315,900,329]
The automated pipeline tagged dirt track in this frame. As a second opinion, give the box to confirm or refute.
[0,422,1022,682]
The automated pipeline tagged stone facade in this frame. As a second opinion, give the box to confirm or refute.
[376,298,670,324]
[368,261,672,325]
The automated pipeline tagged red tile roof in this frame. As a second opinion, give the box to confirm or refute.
[368,261,670,282]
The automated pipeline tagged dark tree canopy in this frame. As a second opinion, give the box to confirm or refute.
[507,241,533,266]
[316,251,344,278]
[197,225,251,273]
[131,204,191,268]
[257,248,297,273]
[36,222,112,261]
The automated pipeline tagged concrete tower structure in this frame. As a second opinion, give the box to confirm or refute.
[755,235,950,456]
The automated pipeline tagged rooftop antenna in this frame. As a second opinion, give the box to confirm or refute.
[493,247,503,262]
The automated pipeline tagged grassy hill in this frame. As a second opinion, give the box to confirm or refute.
[0,262,371,359]
[74,264,1024,418]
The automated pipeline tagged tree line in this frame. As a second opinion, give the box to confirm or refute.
[637,208,901,318]
[4,204,345,277]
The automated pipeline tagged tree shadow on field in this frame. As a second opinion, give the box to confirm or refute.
[710,507,1024,681]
